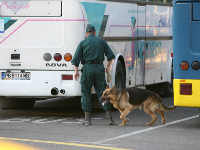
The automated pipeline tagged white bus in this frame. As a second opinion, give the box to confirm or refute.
[0,0,173,109]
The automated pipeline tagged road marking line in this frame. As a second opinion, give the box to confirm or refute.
[62,122,81,123]
[93,115,199,144]
[0,137,132,150]
[70,141,112,146]
[32,118,66,124]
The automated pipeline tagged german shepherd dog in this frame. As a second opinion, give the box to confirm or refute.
[100,85,177,126]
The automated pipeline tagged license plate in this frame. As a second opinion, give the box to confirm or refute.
[2,72,31,80]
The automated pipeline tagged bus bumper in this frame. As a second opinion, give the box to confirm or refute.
[174,79,200,107]
[0,70,82,97]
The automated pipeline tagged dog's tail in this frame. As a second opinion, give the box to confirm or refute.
[157,96,177,112]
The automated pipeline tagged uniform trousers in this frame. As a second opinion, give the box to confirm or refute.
[80,64,113,112]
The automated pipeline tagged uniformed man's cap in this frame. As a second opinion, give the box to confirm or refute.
[86,24,96,32]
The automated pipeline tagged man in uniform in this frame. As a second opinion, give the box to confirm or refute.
[71,24,115,126]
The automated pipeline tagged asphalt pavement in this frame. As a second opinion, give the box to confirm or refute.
[0,96,200,150]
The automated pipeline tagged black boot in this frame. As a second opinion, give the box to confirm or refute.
[79,112,92,126]
[106,111,115,125]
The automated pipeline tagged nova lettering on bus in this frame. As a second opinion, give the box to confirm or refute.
[46,63,67,67]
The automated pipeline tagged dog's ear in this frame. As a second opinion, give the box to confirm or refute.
[110,86,116,93]
[106,85,109,89]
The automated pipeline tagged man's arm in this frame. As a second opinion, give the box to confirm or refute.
[103,41,115,73]
[71,42,83,81]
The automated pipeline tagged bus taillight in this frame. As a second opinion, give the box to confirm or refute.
[62,75,73,80]
[43,53,52,61]
[191,61,200,70]
[171,52,173,57]
[54,53,62,61]
[64,53,72,61]
[180,61,189,70]
[180,84,192,95]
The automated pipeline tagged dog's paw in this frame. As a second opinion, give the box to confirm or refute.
[139,105,144,110]
[126,118,130,122]
[118,124,124,126]
[146,123,152,125]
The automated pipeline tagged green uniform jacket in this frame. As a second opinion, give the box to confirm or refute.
[71,34,115,67]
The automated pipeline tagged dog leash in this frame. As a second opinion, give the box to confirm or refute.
[106,70,113,87]
[106,70,122,107]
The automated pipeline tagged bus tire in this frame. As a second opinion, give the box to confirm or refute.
[164,82,173,97]
[115,60,125,89]
[16,99,36,109]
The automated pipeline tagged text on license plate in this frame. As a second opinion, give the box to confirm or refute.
[2,72,31,80]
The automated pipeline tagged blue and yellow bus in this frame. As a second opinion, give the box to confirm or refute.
[173,0,200,107]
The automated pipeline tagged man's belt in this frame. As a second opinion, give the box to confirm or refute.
[84,61,102,64]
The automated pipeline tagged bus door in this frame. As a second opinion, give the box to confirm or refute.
[136,5,146,86]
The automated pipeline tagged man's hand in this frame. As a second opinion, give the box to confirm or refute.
[74,66,79,81]
[74,71,80,81]
[105,59,113,73]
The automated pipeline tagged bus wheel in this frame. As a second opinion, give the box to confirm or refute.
[164,82,173,97]
[16,99,36,109]
[0,98,16,109]
[115,60,125,89]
